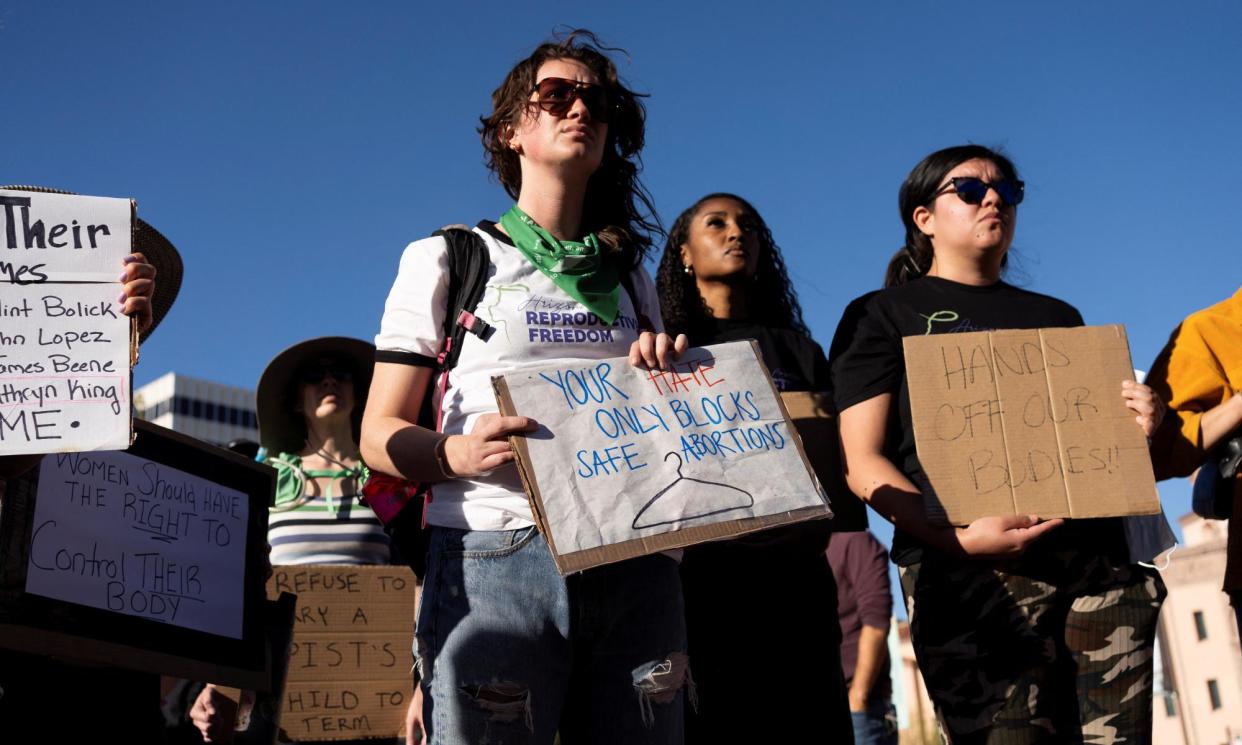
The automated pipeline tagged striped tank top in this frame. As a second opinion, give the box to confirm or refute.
[265,452,391,565]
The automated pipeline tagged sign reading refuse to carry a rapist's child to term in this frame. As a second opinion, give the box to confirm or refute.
[259,565,419,742]
[493,340,833,574]
[0,188,136,455]
[903,325,1162,526]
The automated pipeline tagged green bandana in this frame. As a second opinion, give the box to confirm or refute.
[500,205,621,324]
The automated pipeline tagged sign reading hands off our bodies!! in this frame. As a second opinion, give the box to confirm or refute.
[493,341,831,573]
[903,325,1161,525]
[0,189,134,455]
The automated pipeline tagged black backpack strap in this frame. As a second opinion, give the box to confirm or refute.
[435,224,493,370]
[411,225,491,432]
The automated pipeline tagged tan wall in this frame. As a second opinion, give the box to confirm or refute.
[896,622,940,745]
[1156,515,1242,745]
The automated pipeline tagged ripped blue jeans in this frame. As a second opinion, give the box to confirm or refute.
[416,525,687,745]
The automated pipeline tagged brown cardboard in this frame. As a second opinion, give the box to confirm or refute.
[903,325,1161,525]
[266,565,418,742]
[494,341,833,575]
[780,391,868,532]
[129,199,140,372]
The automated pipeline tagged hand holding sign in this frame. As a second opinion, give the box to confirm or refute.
[119,252,157,334]
[1121,379,1164,436]
[627,330,689,370]
[443,414,538,477]
[954,513,1066,559]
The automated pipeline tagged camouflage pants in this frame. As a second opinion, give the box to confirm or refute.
[899,551,1166,745]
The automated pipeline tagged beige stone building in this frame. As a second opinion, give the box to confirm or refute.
[1155,514,1242,745]
[894,620,940,745]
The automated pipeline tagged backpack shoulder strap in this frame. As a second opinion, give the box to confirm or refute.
[433,224,493,371]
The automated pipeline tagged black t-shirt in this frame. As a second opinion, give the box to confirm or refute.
[686,319,833,557]
[829,276,1128,567]
[695,318,831,393]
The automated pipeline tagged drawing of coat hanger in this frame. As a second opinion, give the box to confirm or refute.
[631,451,755,530]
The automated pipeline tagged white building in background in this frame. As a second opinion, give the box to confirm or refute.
[1155,514,1242,745]
[133,372,258,445]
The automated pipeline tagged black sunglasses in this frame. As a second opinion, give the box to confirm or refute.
[531,77,612,123]
[298,364,354,384]
[932,177,1025,208]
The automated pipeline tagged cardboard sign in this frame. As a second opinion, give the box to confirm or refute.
[493,341,832,574]
[268,565,417,742]
[0,189,135,455]
[0,420,275,689]
[903,325,1161,525]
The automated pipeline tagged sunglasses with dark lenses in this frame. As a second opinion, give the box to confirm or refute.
[298,364,354,384]
[531,77,612,122]
[933,177,1025,207]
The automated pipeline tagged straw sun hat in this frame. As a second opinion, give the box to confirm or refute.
[255,337,375,455]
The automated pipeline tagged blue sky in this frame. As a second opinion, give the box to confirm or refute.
[5,1,1240,564]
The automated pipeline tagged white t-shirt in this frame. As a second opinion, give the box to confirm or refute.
[375,221,663,531]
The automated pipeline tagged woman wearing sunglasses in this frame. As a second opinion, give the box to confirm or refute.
[830,145,1166,744]
[654,194,854,744]
[362,31,688,745]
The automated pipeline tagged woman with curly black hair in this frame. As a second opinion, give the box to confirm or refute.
[656,193,853,744]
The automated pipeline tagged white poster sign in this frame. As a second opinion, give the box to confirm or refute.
[495,341,829,556]
[0,189,133,455]
[25,450,250,639]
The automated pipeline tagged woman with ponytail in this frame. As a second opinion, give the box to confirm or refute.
[830,145,1167,744]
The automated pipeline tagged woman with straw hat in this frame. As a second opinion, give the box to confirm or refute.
[255,336,386,566]
[191,336,394,742]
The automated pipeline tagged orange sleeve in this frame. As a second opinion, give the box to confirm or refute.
[1147,317,1230,479]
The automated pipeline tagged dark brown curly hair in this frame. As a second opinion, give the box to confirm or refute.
[479,29,660,269]
[656,193,809,340]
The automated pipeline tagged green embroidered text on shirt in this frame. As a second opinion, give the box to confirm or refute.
[920,310,960,335]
